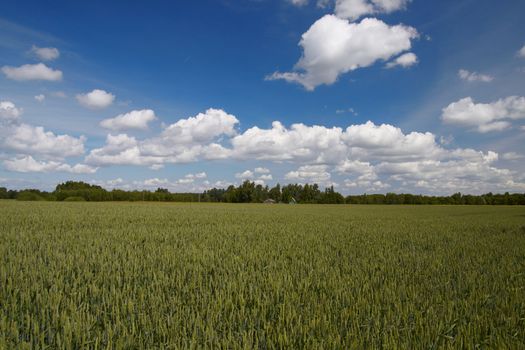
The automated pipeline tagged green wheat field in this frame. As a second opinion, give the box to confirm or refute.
[1,201,524,348]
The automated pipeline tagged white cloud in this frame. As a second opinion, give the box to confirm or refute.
[285,165,331,183]
[289,0,309,6]
[176,178,194,184]
[149,164,164,170]
[259,174,273,181]
[458,69,494,82]
[235,170,254,179]
[0,101,22,121]
[335,159,375,176]
[231,119,441,164]
[31,45,60,61]
[143,178,171,187]
[185,172,207,179]
[385,52,418,68]
[213,180,234,188]
[4,156,96,174]
[76,89,115,110]
[86,109,238,167]
[231,121,346,163]
[100,109,156,131]
[77,107,525,194]
[236,168,273,182]
[266,15,417,90]
[34,94,45,102]
[476,121,511,133]
[0,101,89,174]
[373,152,519,194]
[502,152,523,161]
[518,45,525,58]
[344,178,389,191]
[254,167,270,174]
[335,0,410,21]
[335,0,373,21]
[1,63,62,81]
[130,176,215,192]
[85,134,156,166]
[159,108,238,144]
[342,121,441,160]
[2,123,85,158]
[442,96,525,133]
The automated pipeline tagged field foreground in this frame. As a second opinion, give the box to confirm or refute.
[1,201,524,348]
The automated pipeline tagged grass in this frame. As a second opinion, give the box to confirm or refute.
[1,201,524,348]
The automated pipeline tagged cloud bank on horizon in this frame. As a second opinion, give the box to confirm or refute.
[0,0,524,194]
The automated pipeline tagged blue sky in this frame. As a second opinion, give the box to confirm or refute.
[1,0,524,194]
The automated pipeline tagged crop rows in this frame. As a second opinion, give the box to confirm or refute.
[1,201,524,348]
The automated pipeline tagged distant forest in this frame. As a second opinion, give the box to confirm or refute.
[1,181,525,205]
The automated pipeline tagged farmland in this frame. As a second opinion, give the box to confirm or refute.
[1,201,524,348]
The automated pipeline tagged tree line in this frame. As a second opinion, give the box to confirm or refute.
[1,180,525,205]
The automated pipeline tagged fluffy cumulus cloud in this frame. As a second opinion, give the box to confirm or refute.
[226,116,523,192]
[335,0,410,21]
[4,156,96,174]
[185,172,207,179]
[518,45,525,58]
[2,124,85,158]
[0,102,91,175]
[4,100,522,193]
[76,89,115,110]
[85,134,153,166]
[266,15,417,90]
[458,69,494,82]
[235,168,273,183]
[100,109,157,131]
[231,121,347,163]
[342,121,441,160]
[34,94,45,102]
[31,45,60,61]
[442,96,525,133]
[372,152,514,194]
[235,170,254,179]
[0,101,22,121]
[0,101,86,161]
[1,63,62,81]
[160,108,238,144]
[285,165,331,183]
[385,52,418,68]
[336,159,376,178]
[86,109,238,167]
[230,119,440,165]
[334,148,525,194]
[255,167,270,174]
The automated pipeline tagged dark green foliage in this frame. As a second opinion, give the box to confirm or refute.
[345,192,525,205]
[63,196,87,202]
[16,190,45,201]
[4,180,525,204]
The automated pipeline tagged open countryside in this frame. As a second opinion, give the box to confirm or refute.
[1,201,524,348]
[2,0,525,348]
